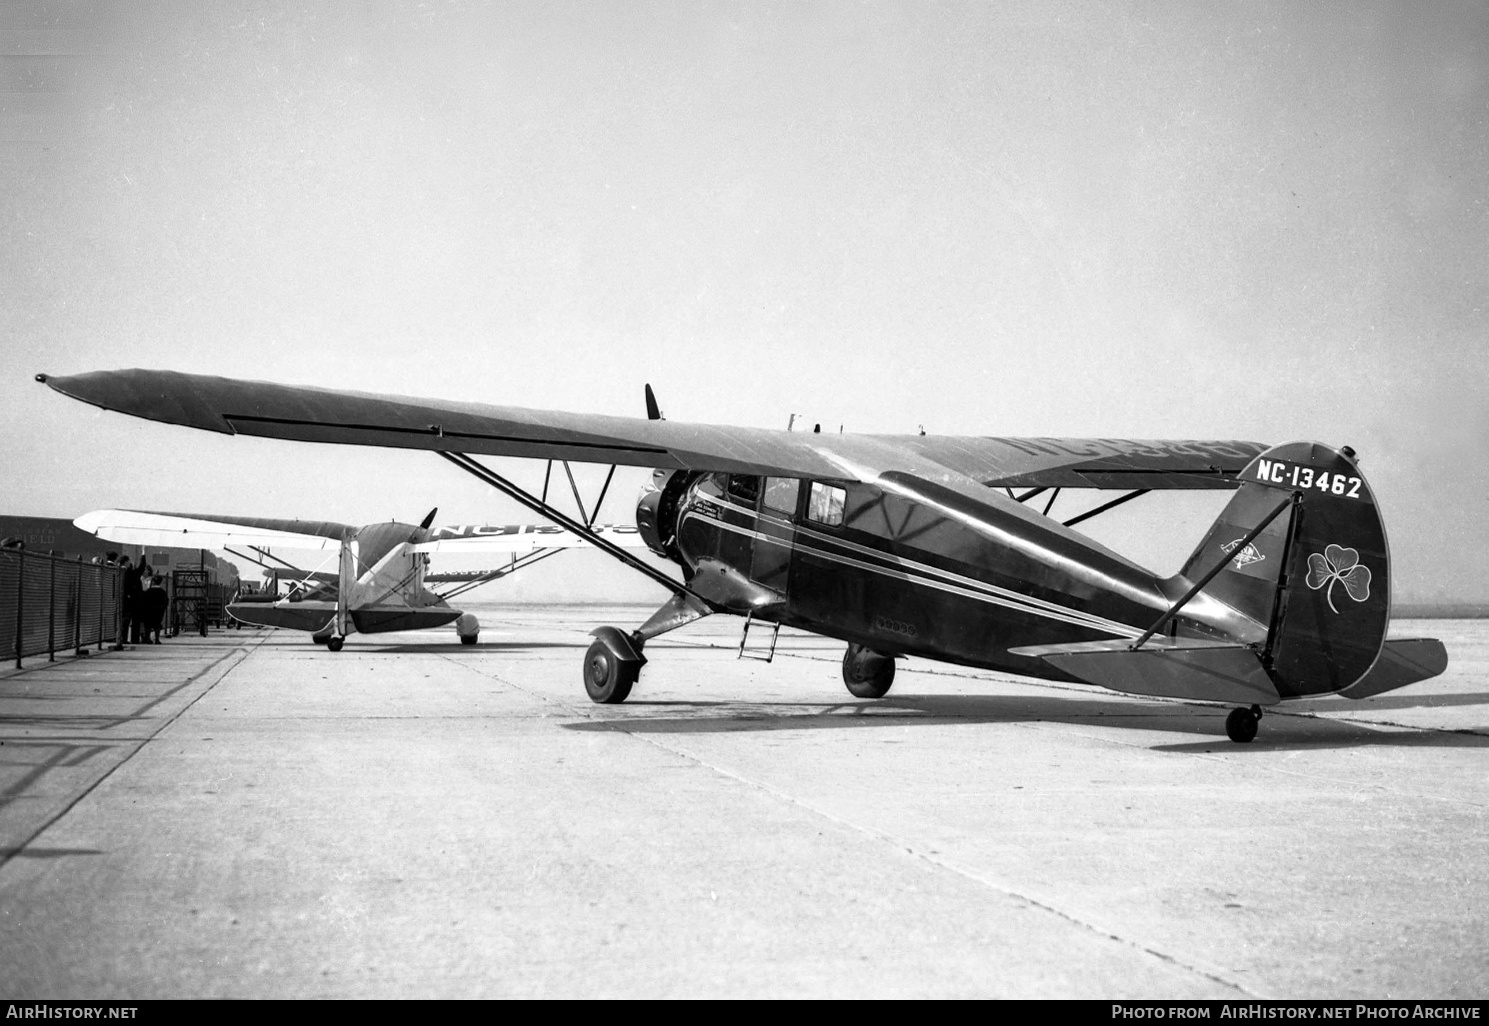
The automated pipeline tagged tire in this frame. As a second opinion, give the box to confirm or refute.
[460,633,478,646]
[1225,707,1258,743]
[843,644,895,699]
[584,639,636,704]
[327,636,345,652]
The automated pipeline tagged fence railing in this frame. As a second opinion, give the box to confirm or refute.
[0,549,122,668]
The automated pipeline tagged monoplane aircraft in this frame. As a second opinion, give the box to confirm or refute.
[75,507,645,650]
[43,370,1447,740]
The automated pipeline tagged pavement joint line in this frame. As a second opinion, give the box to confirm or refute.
[0,744,113,805]
[1007,718,1489,811]
[1274,707,1489,739]
[437,650,1259,997]
[452,636,1487,808]
[0,635,265,872]
[617,724,1262,999]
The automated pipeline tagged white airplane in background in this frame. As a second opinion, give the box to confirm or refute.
[76,508,648,650]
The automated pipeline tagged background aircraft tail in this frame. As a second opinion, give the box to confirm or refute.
[1177,441,1390,697]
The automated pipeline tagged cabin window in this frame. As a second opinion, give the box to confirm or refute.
[762,477,800,516]
[726,474,761,507]
[695,473,727,500]
[806,482,846,527]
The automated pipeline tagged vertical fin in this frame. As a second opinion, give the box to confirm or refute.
[1177,442,1389,697]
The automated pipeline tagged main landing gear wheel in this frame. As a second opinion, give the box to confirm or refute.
[460,633,479,646]
[326,636,345,652]
[584,639,637,704]
[1225,704,1262,743]
[843,644,895,699]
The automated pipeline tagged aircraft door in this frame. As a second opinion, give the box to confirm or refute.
[750,476,800,595]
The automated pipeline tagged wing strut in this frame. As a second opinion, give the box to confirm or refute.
[1061,488,1151,528]
[435,548,565,601]
[1129,492,1298,651]
[437,451,707,603]
[224,545,339,592]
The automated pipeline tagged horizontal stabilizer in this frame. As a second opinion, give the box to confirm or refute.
[227,602,336,633]
[1339,638,1449,700]
[1009,638,1282,706]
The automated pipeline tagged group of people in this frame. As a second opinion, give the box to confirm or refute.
[117,554,170,645]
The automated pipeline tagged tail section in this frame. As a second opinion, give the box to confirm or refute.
[1178,441,1390,697]
[1013,440,1448,719]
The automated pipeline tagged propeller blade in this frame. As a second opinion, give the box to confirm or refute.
[419,507,438,530]
[644,383,664,421]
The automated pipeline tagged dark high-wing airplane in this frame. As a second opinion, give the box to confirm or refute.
[39,370,1447,741]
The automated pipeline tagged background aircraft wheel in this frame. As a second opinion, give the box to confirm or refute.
[461,633,478,646]
[583,639,635,704]
[327,636,345,652]
[842,644,895,699]
[1225,707,1259,743]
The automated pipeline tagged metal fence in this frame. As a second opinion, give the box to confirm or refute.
[0,549,122,668]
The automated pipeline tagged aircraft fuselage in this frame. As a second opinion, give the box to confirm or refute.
[647,470,1242,681]
[226,519,466,639]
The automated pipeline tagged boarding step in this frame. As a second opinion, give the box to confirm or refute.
[737,613,780,663]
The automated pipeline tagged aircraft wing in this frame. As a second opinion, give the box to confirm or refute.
[41,369,1266,490]
[413,524,650,554]
[75,509,353,550]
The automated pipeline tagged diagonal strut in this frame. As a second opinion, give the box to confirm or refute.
[437,451,708,604]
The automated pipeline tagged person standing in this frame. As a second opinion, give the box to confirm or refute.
[120,556,145,645]
[144,575,169,644]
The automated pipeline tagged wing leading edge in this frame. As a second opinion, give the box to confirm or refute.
[75,509,352,550]
[40,369,1265,490]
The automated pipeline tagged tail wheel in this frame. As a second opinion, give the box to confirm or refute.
[326,636,345,652]
[843,644,895,699]
[584,639,637,704]
[1225,705,1261,743]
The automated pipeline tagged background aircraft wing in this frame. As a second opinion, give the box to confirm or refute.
[75,509,352,550]
[413,524,650,554]
[42,369,1264,490]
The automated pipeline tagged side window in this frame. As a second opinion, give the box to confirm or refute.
[695,472,727,500]
[726,474,760,507]
[806,482,846,527]
[762,477,800,516]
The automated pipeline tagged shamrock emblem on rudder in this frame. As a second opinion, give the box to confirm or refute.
[1305,544,1372,613]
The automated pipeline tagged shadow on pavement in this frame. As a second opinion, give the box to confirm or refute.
[562,691,1489,750]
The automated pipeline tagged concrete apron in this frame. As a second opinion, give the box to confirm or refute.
[0,611,1485,998]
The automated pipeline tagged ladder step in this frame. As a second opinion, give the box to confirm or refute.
[737,614,780,663]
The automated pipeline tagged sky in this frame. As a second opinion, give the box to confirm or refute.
[1,1,1485,606]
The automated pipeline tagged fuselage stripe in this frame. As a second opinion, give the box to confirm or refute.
[681,510,1144,639]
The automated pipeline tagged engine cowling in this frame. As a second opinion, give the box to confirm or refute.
[635,468,691,559]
